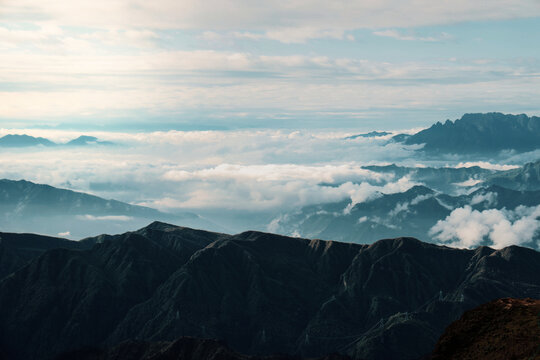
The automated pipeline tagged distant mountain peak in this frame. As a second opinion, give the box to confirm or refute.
[66,135,114,146]
[0,134,56,147]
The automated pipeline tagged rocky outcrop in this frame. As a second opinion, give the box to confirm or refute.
[431,298,540,360]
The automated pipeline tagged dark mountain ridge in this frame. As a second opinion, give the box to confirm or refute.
[402,112,540,154]
[1,222,539,360]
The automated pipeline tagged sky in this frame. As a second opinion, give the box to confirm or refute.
[1,0,540,130]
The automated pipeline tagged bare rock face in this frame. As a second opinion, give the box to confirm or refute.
[431,298,540,360]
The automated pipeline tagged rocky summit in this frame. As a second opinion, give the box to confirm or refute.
[0,222,539,360]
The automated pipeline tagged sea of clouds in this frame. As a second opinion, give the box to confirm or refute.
[0,128,538,246]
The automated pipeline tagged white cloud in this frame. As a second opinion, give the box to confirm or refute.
[3,0,539,31]
[78,215,134,221]
[204,28,346,44]
[455,162,520,171]
[57,231,71,237]
[163,163,387,183]
[344,176,420,214]
[453,178,484,187]
[430,205,540,248]
[373,30,452,42]
[410,194,433,205]
[0,128,422,213]
[389,202,410,217]
[470,191,497,207]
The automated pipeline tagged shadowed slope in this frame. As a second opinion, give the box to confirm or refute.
[1,223,539,360]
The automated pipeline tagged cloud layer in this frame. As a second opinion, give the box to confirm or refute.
[4,0,539,30]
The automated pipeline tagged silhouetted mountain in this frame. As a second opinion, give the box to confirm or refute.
[65,136,115,146]
[272,185,540,247]
[430,298,540,360]
[0,134,56,147]
[0,179,215,238]
[401,113,540,154]
[55,337,350,360]
[0,223,539,360]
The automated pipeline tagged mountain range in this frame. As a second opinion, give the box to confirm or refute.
[1,222,539,360]
[0,134,114,147]
[395,112,540,154]
[274,160,540,246]
[0,179,217,238]
[363,159,540,193]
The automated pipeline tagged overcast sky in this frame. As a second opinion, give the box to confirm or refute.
[1,0,539,130]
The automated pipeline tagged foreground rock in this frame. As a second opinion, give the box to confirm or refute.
[431,298,540,360]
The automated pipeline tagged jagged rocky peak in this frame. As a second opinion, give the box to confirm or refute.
[403,112,540,153]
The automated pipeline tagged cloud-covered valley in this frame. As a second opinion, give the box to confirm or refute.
[1,127,538,239]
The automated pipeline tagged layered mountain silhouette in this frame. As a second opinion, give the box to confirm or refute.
[273,183,540,248]
[430,298,540,360]
[361,163,496,193]
[0,179,215,238]
[0,134,114,147]
[486,159,540,191]
[396,112,540,154]
[1,222,539,360]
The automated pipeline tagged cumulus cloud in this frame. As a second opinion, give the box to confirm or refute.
[344,176,420,214]
[430,205,540,249]
[57,231,71,237]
